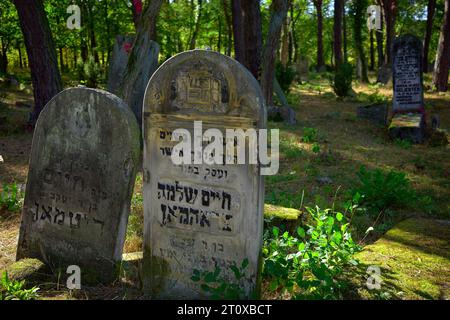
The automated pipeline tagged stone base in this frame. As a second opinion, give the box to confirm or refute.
[357,102,388,126]
[389,113,425,144]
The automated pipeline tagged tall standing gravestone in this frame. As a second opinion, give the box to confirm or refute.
[16,88,140,282]
[389,35,426,143]
[142,50,266,299]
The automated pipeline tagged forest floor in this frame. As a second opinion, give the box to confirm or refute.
[0,71,449,300]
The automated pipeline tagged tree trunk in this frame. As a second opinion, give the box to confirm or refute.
[59,47,64,72]
[120,0,163,124]
[231,0,262,80]
[352,0,369,83]
[0,39,7,74]
[13,0,62,124]
[433,0,450,91]
[334,0,344,67]
[369,29,375,71]
[261,0,289,105]
[189,0,203,50]
[313,0,324,70]
[242,0,263,79]
[222,0,233,56]
[231,0,245,63]
[280,14,289,67]
[85,2,99,63]
[131,0,144,28]
[290,3,301,62]
[343,1,348,63]
[18,45,23,69]
[375,5,384,68]
[423,0,436,73]
[381,0,397,65]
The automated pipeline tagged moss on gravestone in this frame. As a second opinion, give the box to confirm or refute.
[2,258,50,286]
[264,204,301,234]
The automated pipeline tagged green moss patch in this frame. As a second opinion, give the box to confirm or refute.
[349,218,449,300]
[2,258,50,286]
[264,204,301,221]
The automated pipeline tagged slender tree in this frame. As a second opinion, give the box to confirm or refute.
[343,1,348,63]
[313,0,324,71]
[231,0,245,64]
[261,0,289,105]
[13,0,62,124]
[189,0,204,50]
[231,0,263,79]
[433,0,450,91]
[334,0,344,67]
[369,29,375,71]
[351,0,369,83]
[375,0,384,68]
[222,0,233,56]
[380,0,397,65]
[423,0,436,73]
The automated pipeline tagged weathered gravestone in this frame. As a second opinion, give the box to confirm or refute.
[389,35,426,143]
[142,50,266,299]
[16,87,140,282]
[107,35,135,95]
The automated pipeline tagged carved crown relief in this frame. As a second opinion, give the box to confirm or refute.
[170,60,229,113]
[145,52,262,119]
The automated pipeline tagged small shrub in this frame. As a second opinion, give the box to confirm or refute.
[0,183,23,212]
[302,127,317,143]
[276,62,296,93]
[312,143,321,154]
[354,166,416,213]
[263,206,360,299]
[191,259,250,299]
[331,63,353,98]
[76,56,102,88]
[0,272,39,300]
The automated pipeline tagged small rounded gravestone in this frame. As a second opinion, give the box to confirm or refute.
[16,88,140,283]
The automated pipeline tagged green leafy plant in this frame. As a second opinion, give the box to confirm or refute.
[263,206,360,299]
[331,63,353,98]
[0,272,39,300]
[0,183,23,212]
[76,56,103,88]
[302,127,317,143]
[312,143,321,154]
[191,259,249,300]
[354,166,416,213]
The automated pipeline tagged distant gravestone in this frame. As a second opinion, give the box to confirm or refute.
[392,35,424,113]
[107,35,135,95]
[142,50,266,299]
[389,35,425,143]
[16,88,140,282]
